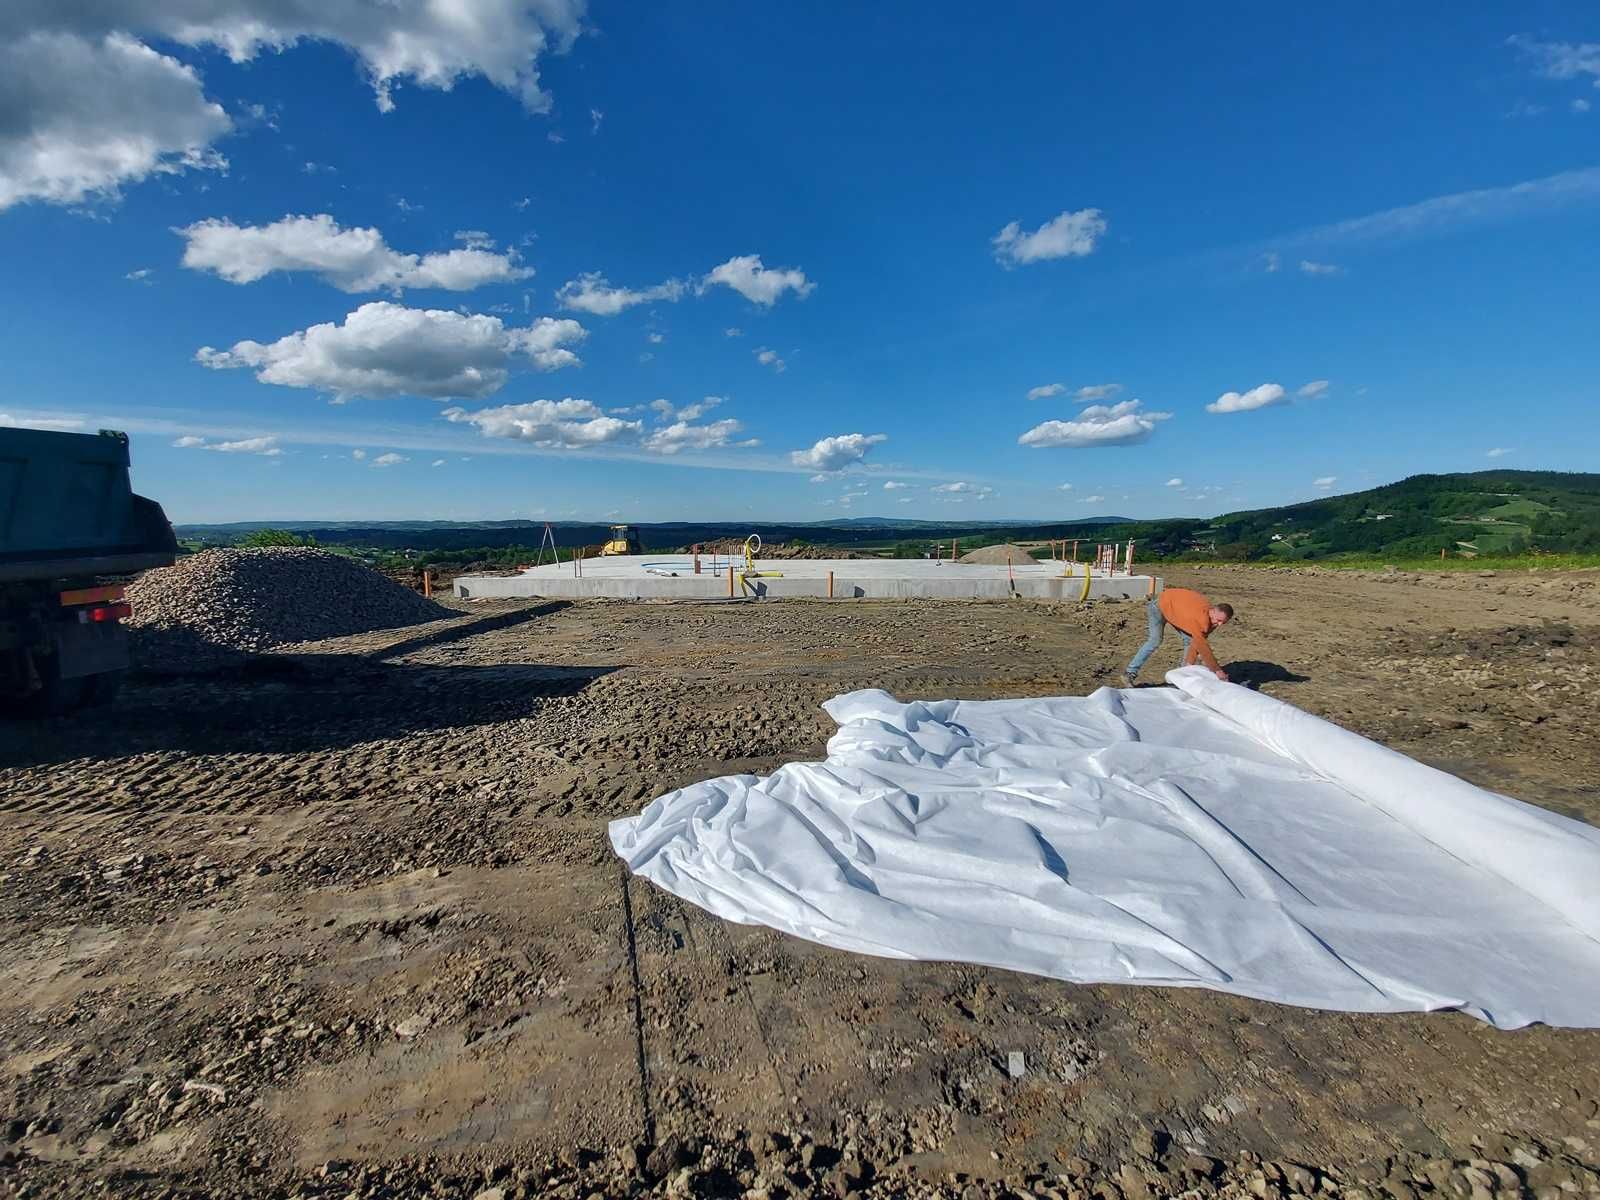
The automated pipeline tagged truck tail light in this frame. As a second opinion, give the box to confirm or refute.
[85,603,133,623]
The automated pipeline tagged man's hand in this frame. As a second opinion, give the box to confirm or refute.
[1214,668,1229,682]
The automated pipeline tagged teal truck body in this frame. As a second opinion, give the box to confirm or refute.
[0,426,176,713]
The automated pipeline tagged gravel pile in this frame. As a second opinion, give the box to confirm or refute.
[126,547,450,670]
[958,542,1033,565]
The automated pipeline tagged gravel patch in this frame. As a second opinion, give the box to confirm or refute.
[126,547,450,671]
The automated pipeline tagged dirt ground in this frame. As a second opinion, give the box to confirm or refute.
[1,567,1598,1199]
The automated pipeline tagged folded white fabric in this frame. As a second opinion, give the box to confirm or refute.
[609,666,1600,1028]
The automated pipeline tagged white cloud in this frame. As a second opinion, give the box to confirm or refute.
[675,396,721,422]
[444,399,642,448]
[1575,99,1593,114]
[1314,476,1337,488]
[1507,34,1600,84]
[454,230,494,250]
[1074,384,1122,403]
[883,481,908,491]
[1028,383,1065,400]
[1486,446,1515,458]
[646,332,664,344]
[555,272,686,315]
[1206,383,1288,414]
[1262,251,1281,273]
[724,327,743,338]
[1079,494,1106,504]
[992,208,1107,266]
[196,302,587,400]
[1299,260,1343,276]
[431,458,446,467]
[649,398,676,420]
[790,433,887,472]
[371,452,408,468]
[1298,379,1330,399]
[1265,166,1600,257]
[755,348,786,373]
[178,214,532,293]
[1058,483,1074,491]
[1017,399,1171,448]
[809,474,829,484]
[0,2,584,210]
[643,418,746,455]
[0,32,230,211]
[590,108,604,134]
[173,433,283,455]
[125,267,154,283]
[933,481,987,494]
[1166,477,1184,487]
[702,255,814,305]
[351,448,367,460]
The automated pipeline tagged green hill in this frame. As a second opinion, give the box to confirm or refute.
[1199,470,1600,562]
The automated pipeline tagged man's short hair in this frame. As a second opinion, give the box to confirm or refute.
[1215,602,1235,620]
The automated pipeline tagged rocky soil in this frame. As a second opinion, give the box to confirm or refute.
[1,568,1597,1198]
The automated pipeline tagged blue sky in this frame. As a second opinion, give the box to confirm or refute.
[2,3,1597,524]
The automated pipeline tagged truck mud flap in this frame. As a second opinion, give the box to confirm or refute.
[54,620,130,679]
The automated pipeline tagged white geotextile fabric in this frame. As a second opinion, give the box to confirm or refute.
[609,667,1600,1028]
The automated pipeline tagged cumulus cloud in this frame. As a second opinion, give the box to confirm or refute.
[1058,483,1074,492]
[178,214,532,293]
[1206,383,1288,414]
[371,452,408,467]
[0,2,584,210]
[790,433,887,472]
[1080,494,1106,504]
[351,448,367,460]
[1576,99,1593,114]
[1486,446,1515,458]
[556,272,686,315]
[1166,477,1184,487]
[1314,476,1337,488]
[0,32,230,211]
[932,482,987,494]
[702,255,814,305]
[644,418,746,455]
[1027,383,1065,400]
[1297,379,1330,399]
[755,348,786,373]
[992,208,1107,266]
[1017,400,1171,449]
[1299,260,1344,276]
[724,327,743,338]
[883,481,908,491]
[445,399,641,448]
[196,302,586,400]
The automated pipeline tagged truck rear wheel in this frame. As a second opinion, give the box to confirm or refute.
[15,653,89,718]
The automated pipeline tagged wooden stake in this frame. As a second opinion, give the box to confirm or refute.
[422,570,432,598]
[728,564,735,598]
[827,570,834,599]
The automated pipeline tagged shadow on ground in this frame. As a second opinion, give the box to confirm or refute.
[0,603,613,764]
[1225,659,1311,688]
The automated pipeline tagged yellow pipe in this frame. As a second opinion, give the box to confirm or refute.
[1079,566,1092,603]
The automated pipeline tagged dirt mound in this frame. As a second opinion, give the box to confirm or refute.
[126,547,450,669]
[958,542,1033,565]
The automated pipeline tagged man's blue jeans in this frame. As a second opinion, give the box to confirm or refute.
[1126,598,1189,681]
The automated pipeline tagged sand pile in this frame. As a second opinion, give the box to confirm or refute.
[957,543,1033,565]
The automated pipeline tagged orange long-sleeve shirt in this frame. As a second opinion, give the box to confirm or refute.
[1158,587,1221,671]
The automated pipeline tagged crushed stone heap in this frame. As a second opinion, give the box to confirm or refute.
[126,547,450,669]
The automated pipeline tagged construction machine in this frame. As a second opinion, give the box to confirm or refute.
[600,524,642,556]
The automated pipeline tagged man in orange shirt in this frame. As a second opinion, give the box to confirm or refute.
[1121,586,1234,686]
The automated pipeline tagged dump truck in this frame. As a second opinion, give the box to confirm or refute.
[1,426,177,715]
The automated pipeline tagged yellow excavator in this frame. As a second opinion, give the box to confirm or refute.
[599,523,642,556]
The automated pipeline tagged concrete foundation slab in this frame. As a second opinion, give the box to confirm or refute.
[453,555,1159,602]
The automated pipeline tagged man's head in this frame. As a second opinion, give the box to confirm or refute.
[1209,602,1235,628]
